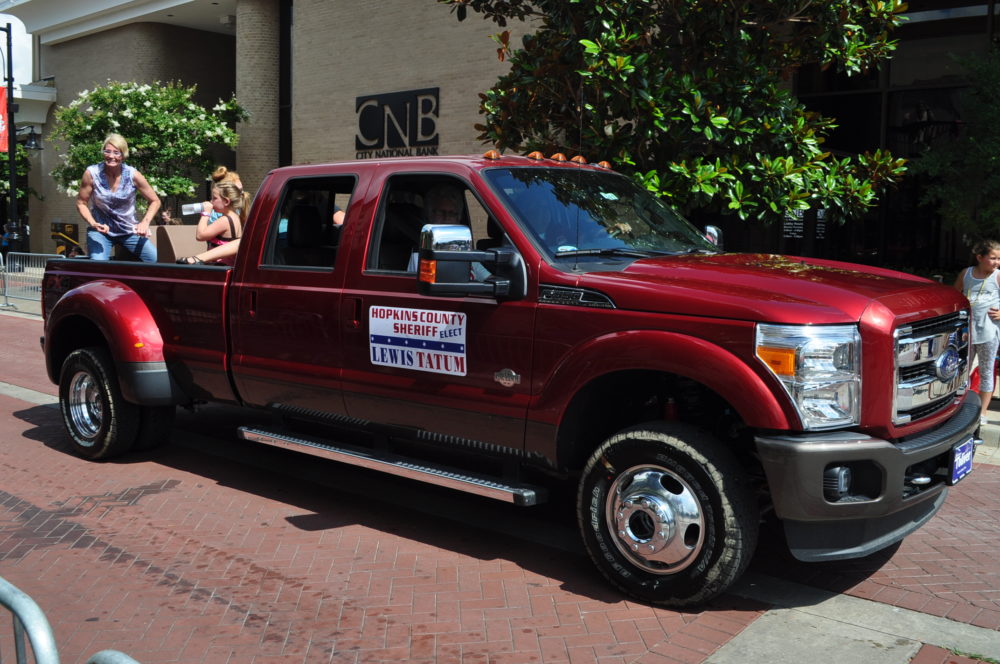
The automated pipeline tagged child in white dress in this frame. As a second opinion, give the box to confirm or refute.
[954,240,1000,424]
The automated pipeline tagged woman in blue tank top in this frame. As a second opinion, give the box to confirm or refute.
[75,133,161,262]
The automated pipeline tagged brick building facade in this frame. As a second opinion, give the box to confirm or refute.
[3,0,995,269]
[5,0,515,253]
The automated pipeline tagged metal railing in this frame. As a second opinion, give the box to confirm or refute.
[0,575,140,664]
[1,251,61,309]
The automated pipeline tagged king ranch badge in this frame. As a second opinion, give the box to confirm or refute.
[369,305,467,376]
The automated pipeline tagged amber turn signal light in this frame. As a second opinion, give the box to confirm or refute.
[756,346,796,377]
[419,259,437,284]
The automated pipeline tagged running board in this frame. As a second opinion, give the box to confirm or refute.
[238,426,547,506]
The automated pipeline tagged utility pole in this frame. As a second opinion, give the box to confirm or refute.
[0,23,18,251]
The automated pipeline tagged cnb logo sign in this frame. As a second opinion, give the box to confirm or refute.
[356,88,439,159]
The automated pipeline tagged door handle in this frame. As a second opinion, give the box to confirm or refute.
[345,296,361,329]
[247,290,257,317]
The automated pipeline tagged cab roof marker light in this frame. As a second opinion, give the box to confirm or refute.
[550,152,567,162]
[526,151,544,160]
[571,155,588,164]
[596,160,612,169]
[483,149,501,160]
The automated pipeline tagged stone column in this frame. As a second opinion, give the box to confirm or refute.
[235,0,279,195]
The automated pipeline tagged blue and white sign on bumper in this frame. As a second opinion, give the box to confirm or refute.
[950,437,974,485]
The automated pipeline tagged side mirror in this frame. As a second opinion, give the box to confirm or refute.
[703,225,723,250]
[416,224,526,300]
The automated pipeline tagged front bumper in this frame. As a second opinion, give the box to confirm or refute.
[755,394,980,561]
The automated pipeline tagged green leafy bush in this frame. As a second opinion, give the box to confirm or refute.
[50,81,247,200]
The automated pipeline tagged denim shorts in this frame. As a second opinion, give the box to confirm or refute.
[86,229,157,262]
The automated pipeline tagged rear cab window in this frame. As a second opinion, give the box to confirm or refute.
[260,176,357,270]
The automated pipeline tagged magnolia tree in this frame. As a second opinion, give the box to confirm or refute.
[442,0,908,223]
[0,144,37,201]
[50,81,247,201]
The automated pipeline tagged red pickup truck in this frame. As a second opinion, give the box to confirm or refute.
[41,153,978,606]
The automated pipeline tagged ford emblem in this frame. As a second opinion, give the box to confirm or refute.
[934,346,961,381]
[494,368,521,388]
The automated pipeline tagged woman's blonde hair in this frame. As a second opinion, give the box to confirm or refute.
[211,165,249,214]
[103,133,129,160]
[211,165,241,185]
[213,181,248,225]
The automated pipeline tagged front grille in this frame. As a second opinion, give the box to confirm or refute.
[893,310,969,425]
[906,397,953,421]
[899,364,932,383]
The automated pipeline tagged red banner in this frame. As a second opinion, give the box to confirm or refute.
[0,87,7,153]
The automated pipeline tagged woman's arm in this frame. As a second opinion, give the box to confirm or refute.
[197,238,240,262]
[131,169,161,237]
[75,169,109,233]
[195,211,237,242]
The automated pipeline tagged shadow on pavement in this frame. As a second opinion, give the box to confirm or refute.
[8,400,844,613]
[748,517,903,600]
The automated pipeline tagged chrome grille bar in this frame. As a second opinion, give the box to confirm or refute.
[893,311,969,425]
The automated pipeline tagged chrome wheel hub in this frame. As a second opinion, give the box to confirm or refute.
[607,465,705,574]
[67,370,102,445]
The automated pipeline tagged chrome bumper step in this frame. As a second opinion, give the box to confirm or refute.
[238,426,547,506]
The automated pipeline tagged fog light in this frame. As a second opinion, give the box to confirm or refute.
[823,465,852,501]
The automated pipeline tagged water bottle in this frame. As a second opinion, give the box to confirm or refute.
[181,202,204,216]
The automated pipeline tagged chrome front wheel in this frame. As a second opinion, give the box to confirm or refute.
[607,465,705,574]
[578,421,757,606]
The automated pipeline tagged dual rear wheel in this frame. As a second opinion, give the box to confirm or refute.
[59,347,173,459]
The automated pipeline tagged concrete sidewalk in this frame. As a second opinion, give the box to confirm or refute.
[716,413,1000,664]
[709,421,1000,664]
[1,305,997,664]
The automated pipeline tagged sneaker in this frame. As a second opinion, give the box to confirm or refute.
[981,416,989,425]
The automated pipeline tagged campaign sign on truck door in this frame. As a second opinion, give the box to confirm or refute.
[369,306,467,376]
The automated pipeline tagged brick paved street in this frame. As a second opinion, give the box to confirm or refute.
[0,309,997,664]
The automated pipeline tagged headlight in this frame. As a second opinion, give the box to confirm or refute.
[755,323,861,430]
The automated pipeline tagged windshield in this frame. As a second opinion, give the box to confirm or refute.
[484,167,717,259]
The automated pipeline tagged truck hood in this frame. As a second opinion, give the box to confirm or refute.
[575,253,960,324]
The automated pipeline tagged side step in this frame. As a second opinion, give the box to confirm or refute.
[238,426,548,506]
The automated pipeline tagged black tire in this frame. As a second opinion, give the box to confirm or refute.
[133,405,175,451]
[58,347,140,460]
[577,421,758,606]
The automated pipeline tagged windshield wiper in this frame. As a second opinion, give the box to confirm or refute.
[555,247,662,258]
[669,247,718,255]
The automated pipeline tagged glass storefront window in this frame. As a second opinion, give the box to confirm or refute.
[890,35,978,87]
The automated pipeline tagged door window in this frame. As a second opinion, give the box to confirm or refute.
[367,174,505,273]
[262,176,356,269]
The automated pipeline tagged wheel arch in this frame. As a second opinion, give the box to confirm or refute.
[537,330,796,471]
[45,280,178,405]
